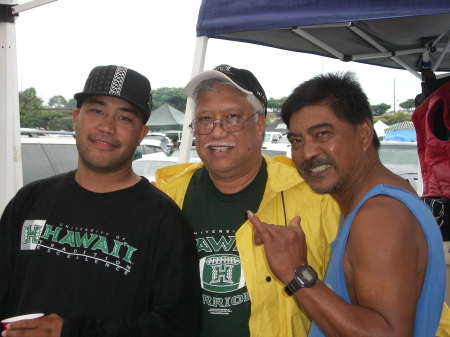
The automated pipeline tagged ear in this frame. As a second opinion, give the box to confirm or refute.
[359,118,374,151]
[257,114,266,140]
[139,125,149,143]
[72,108,80,130]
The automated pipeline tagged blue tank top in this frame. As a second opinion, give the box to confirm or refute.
[309,185,445,337]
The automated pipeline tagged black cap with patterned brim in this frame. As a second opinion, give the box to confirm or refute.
[74,65,152,123]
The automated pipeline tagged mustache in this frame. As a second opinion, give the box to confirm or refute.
[300,158,335,171]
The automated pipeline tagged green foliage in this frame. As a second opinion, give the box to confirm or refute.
[37,110,72,130]
[66,98,77,109]
[47,95,68,108]
[267,97,287,114]
[48,115,74,131]
[373,112,411,125]
[151,87,186,112]
[19,88,44,114]
[19,88,44,128]
[370,103,391,116]
[19,88,73,130]
[399,98,415,110]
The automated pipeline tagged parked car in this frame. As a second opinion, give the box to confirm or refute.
[145,132,171,144]
[135,137,164,157]
[378,141,419,191]
[132,148,201,185]
[21,129,164,185]
[262,135,291,157]
[21,136,78,185]
[262,131,283,147]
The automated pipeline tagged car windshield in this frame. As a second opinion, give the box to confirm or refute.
[378,144,418,169]
[277,136,290,144]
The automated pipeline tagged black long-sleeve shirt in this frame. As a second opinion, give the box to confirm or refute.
[0,171,201,337]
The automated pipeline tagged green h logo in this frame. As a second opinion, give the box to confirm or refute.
[21,220,46,250]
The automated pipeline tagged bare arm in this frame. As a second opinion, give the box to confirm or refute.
[248,196,425,337]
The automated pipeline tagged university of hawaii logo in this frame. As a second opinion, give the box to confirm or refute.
[200,254,245,293]
[20,219,137,275]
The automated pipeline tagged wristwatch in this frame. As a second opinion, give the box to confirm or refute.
[284,264,318,296]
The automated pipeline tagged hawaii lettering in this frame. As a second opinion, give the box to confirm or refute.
[196,236,238,253]
[22,222,136,274]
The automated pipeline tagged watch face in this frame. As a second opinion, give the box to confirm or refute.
[302,270,315,282]
[285,264,318,295]
[297,265,318,287]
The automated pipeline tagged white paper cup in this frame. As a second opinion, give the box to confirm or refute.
[1,313,44,329]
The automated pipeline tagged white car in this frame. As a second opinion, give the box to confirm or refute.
[262,135,291,157]
[378,141,419,191]
[262,131,283,147]
[132,149,201,185]
[21,134,78,185]
[135,137,165,157]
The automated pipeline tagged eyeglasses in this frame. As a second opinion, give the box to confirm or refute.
[189,112,259,136]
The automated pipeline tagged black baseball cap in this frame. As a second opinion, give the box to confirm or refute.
[184,64,267,115]
[74,65,152,123]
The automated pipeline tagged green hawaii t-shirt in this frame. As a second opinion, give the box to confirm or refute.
[182,159,267,337]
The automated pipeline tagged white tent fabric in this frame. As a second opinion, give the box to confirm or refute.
[374,120,389,138]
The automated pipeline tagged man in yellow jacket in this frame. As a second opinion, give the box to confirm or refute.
[156,64,450,337]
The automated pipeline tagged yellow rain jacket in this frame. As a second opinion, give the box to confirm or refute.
[157,155,341,336]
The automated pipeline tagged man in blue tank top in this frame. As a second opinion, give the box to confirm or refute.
[248,72,446,337]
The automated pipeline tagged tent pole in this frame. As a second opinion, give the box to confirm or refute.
[292,28,344,60]
[178,36,208,164]
[349,26,421,78]
[0,0,22,213]
[11,0,57,14]
[432,38,450,72]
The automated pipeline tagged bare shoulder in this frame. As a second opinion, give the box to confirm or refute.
[350,194,421,245]
[345,193,427,277]
[343,193,427,325]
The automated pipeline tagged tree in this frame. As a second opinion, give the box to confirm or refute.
[19,88,74,130]
[151,87,187,112]
[47,95,68,108]
[36,110,70,130]
[66,98,77,109]
[19,88,44,128]
[370,103,391,116]
[48,115,73,131]
[267,97,286,114]
[374,112,411,125]
[399,98,415,110]
[19,88,44,113]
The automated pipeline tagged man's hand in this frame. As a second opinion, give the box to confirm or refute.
[247,210,308,284]
[1,314,63,337]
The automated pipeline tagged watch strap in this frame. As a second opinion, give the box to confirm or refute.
[285,279,302,296]
[284,264,318,296]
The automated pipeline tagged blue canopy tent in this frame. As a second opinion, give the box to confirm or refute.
[178,0,450,164]
[196,0,450,74]
[385,129,417,142]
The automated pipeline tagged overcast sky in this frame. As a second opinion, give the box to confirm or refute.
[14,0,425,110]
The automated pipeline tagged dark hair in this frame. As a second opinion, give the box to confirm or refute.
[281,72,380,147]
